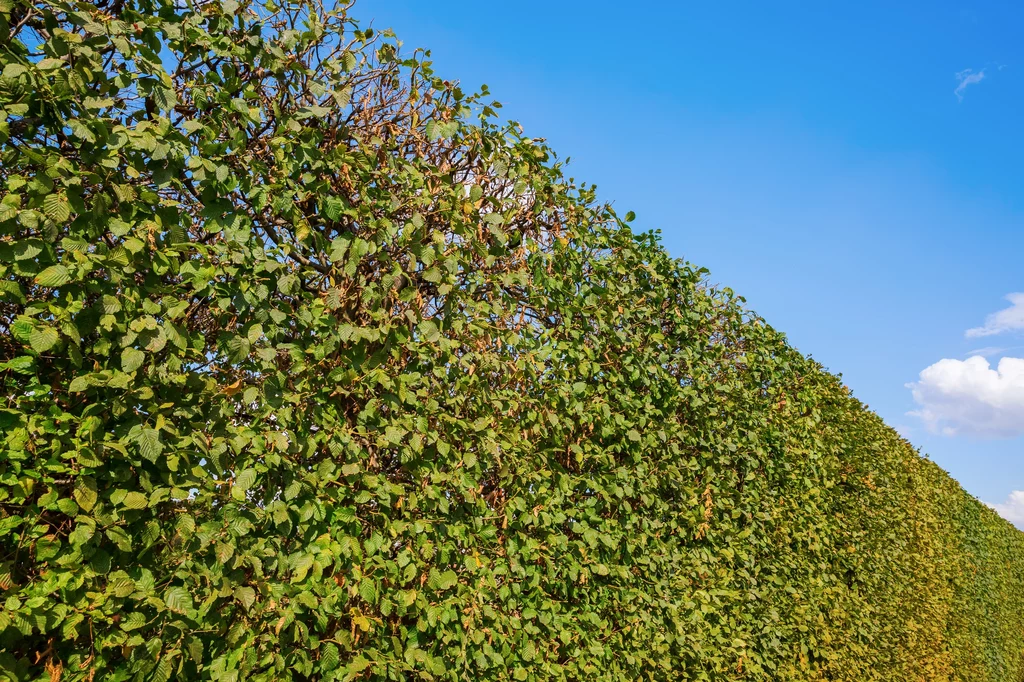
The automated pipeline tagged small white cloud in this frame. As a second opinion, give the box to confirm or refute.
[988,491,1024,529]
[966,293,1024,338]
[907,355,1024,437]
[954,68,986,101]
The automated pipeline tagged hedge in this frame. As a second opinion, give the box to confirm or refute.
[2,0,1023,680]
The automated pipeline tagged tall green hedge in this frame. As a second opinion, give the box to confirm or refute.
[2,0,1023,680]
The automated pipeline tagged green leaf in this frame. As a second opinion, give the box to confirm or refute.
[234,586,256,610]
[101,295,123,314]
[284,480,303,500]
[12,239,42,261]
[2,63,28,79]
[121,347,145,373]
[42,193,71,222]
[0,203,16,223]
[235,468,257,492]
[417,319,441,343]
[176,514,196,539]
[106,527,132,553]
[320,643,340,671]
[29,326,59,353]
[68,375,92,392]
[111,184,138,203]
[0,410,22,430]
[152,86,178,111]
[3,356,35,374]
[137,428,163,462]
[122,491,148,509]
[227,334,250,362]
[73,478,98,512]
[35,265,71,288]
[429,569,458,591]
[151,657,173,682]
[291,554,314,582]
[385,425,405,445]
[216,542,234,564]
[121,612,146,631]
[358,579,377,604]
[0,280,25,303]
[322,196,343,221]
[69,119,95,143]
[164,586,192,614]
[107,571,135,597]
[61,237,89,252]
[68,522,95,547]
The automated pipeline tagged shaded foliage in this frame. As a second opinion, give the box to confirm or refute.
[2,0,1024,680]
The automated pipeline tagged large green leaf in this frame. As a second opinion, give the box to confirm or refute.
[29,326,59,352]
[121,347,145,373]
[136,428,163,462]
[164,586,193,614]
[35,265,71,288]
[42,193,71,222]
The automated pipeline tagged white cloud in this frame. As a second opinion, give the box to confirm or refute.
[988,491,1024,529]
[954,68,986,101]
[966,293,1024,338]
[907,355,1024,437]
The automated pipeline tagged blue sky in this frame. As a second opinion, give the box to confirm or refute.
[360,1,1024,521]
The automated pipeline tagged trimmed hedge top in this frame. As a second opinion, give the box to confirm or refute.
[2,0,1024,680]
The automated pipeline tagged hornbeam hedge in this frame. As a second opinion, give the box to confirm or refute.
[1,0,1023,680]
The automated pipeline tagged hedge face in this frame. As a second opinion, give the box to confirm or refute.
[2,1,1023,680]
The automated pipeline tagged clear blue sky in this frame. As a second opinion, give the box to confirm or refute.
[360,1,1024,519]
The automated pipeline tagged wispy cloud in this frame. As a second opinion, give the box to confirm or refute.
[966,345,1024,359]
[966,346,1008,358]
[966,293,1024,338]
[954,68,986,102]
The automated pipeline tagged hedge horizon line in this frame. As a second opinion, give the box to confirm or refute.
[2,0,1024,680]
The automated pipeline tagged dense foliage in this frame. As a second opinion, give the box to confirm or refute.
[2,0,1024,679]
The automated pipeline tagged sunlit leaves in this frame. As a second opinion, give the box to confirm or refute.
[136,428,163,462]
[234,468,256,493]
[151,86,177,112]
[358,579,377,605]
[73,478,98,512]
[122,491,148,509]
[427,568,458,592]
[42,193,71,222]
[234,586,256,611]
[164,586,193,614]
[121,347,145,373]
[0,280,23,307]
[28,326,59,352]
